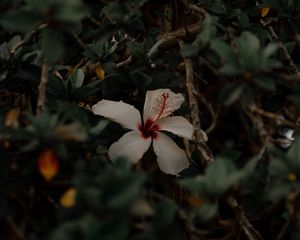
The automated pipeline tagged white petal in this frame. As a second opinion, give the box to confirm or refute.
[92,100,142,130]
[143,89,184,123]
[108,131,151,164]
[156,116,194,140]
[153,132,189,175]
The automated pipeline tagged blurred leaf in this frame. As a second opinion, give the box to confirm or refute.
[195,202,218,222]
[1,10,40,32]
[95,63,105,80]
[54,123,88,142]
[41,28,64,64]
[254,75,276,91]
[220,83,246,106]
[69,69,85,89]
[154,198,177,227]
[260,7,271,17]
[60,188,77,208]
[38,149,59,181]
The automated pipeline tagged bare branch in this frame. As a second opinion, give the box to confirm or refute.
[227,197,264,240]
[37,62,49,115]
[180,41,213,166]
[249,104,296,128]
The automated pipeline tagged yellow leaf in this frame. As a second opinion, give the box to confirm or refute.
[5,109,19,127]
[260,7,270,17]
[95,63,105,80]
[54,123,87,142]
[38,149,59,181]
[288,173,297,182]
[185,195,204,208]
[60,188,77,208]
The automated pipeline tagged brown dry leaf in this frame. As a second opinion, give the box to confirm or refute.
[260,7,270,17]
[5,108,20,127]
[185,194,204,208]
[95,63,105,80]
[54,123,87,142]
[60,188,77,208]
[38,149,59,181]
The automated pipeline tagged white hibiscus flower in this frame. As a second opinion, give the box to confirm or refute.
[92,89,204,175]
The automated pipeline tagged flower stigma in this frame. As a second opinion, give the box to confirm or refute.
[138,119,159,139]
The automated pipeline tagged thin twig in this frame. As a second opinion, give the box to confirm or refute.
[71,31,85,49]
[183,138,192,161]
[7,217,25,239]
[10,23,48,55]
[147,191,207,239]
[37,62,49,115]
[194,91,218,133]
[180,0,207,16]
[86,15,101,27]
[180,40,213,166]
[277,192,298,240]
[147,22,202,58]
[116,55,133,68]
[227,197,264,240]
[256,1,300,79]
[249,104,296,128]
[180,39,264,240]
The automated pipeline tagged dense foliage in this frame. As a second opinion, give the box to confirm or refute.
[1,0,300,239]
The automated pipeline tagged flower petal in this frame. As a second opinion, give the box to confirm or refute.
[108,131,151,164]
[143,89,184,122]
[156,116,194,140]
[92,100,141,130]
[153,132,189,175]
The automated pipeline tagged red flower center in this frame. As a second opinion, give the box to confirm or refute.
[138,119,160,139]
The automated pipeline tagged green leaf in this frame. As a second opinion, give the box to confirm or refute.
[286,139,300,169]
[254,75,276,91]
[237,12,250,28]
[195,202,218,222]
[205,157,236,196]
[69,69,85,89]
[208,4,226,14]
[220,83,245,106]
[56,0,87,23]
[269,159,290,178]
[47,75,68,100]
[180,44,199,57]
[193,14,217,50]
[1,10,40,32]
[179,177,206,193]
[129,42,146,59]
[262,43,279,59]
[154,199,177,227]
[211,39,242,75]
[288,94,300,109]
[264,182,291,202]
[236,31,261,70]
[106,174,146,209]
[41,28,64,64]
